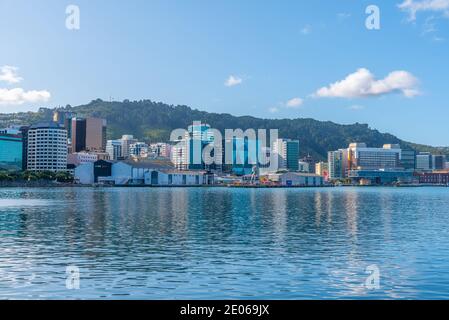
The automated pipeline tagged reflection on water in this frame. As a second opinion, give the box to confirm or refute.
[1,187,449,299]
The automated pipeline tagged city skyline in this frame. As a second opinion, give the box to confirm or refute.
[0,0,448,147]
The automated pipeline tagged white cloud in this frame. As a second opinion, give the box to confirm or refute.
[314,68,420,99]
[224,75,243,87]
[0,66,23,84]
[300,25,312,35]
[268,107,280,114]
[0,88,51,105]
[0,66,51,106]
[398,0,449,21]
[286,97,304,108]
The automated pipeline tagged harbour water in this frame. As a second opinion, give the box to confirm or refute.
[1,187,449,299]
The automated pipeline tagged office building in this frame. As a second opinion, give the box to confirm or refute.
[299,154,314,173]
[432,155,446,170]
[106,140,123,160]
[119,135,138,159]
[348,143,401,170]
[26,122,67,172]
[172,123,221,172]
[273,139,299,171]
[401,149,416,170]
[328,150,345,179]
[20,126,29,170]
[171,139,188,170]
[71,118,86,152]
[298,161,310,173]
[0,133,23,170]
[71,117,107,153]
[149,143,172,158]
[315,161,329,179]
[348,169,414,185]
[130,142,149,157]
[416,152,432,171]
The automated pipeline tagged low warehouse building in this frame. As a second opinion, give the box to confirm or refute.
[268,172,324,187]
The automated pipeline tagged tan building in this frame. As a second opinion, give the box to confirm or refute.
[86,118,107,152]
[315,161,329,180]
[71,117,107,153]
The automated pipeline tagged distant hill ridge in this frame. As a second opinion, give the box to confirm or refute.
[1,99,448,160]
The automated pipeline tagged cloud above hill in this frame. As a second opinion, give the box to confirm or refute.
[313,68,420,99]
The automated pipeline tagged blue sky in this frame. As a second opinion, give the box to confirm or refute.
[0,0,448,146]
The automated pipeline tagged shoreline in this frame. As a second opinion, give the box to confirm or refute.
[1,183,448,189]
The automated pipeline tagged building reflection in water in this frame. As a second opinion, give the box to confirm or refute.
[344,189,359,239]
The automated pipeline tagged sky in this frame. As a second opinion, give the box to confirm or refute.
[0,0,448,146]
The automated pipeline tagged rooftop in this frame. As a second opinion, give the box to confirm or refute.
[29,122,65,130]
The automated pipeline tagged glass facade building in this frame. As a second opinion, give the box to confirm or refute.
[0,134,23,170]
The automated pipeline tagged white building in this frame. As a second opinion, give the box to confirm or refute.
[298,161,310,173]
[144,170,209,186]
[268,172,324,187]
[120,135,138,159]
[416,152,432,171]
[74,159,213,186]
[106,140,123,160]
[171,139,189,170]
[348,143,401,170]
[74,162,95,184]
[129,142,149,158]
[26,122,68,172]
[272,139,299,171]
[68,152,98,165]
[149,143,172,158]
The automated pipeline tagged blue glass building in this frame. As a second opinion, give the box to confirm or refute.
[0,134,23,170]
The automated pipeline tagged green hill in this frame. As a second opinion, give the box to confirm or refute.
[1,99,448,160]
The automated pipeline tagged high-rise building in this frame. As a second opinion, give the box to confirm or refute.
[172,123,222,171]
[0,133,22,170]
[106,140,123,160]
[171,139,188,170]
[226,137,258,175]
[86,118,107,152]
[315,161,329,180]
[432,155,446,170]
[273,139,299,171]
[400,149,416,170]
[328,150,345,179]
[53,111,76,145]
[119,135,138,159]
[71,118,86,153]
[26,122,68,172]
[416,152,432,171]
[19,126,29,171]
[71,117,107,153]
